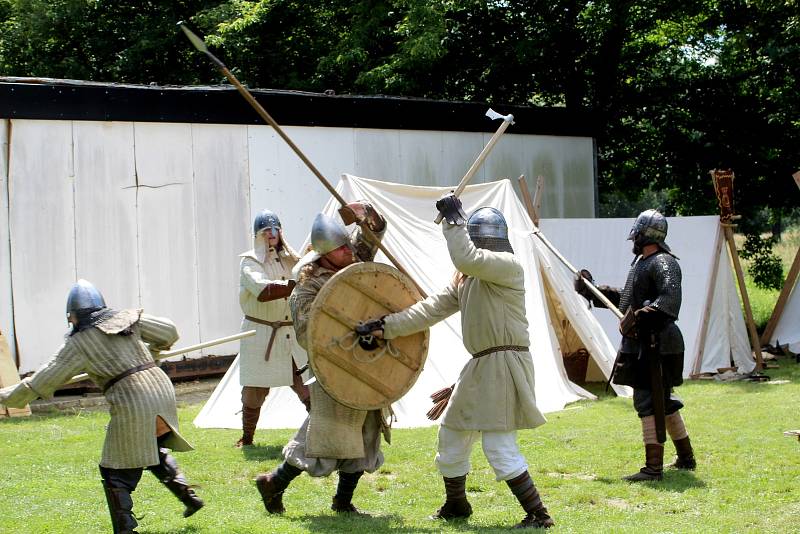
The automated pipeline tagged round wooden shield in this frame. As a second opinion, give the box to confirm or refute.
[306,262,429,410]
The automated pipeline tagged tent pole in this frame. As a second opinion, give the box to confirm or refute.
[517,177,623,319]
[760,171,800,345]
[691,224,723,377]
[178,23,425,297]
[722,223,764,371]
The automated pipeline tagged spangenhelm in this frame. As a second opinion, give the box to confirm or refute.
[628,209,670,252]
[292,213,352,277]
[66,279,106,315]
[466,207,514,253]
[253,209,281,237]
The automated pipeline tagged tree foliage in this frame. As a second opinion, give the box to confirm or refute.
[1,0,797,224]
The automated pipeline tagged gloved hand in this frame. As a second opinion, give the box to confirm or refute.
[574,269,594,300]
[355,317,385,351]
[635,304,669,332]
[257,280,297,302]
[435,192,467,225]
[339,200,386,232]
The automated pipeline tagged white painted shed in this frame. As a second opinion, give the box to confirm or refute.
[0,78,598,374]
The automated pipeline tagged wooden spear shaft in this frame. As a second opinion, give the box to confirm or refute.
[179,23,426,298]
[65,329,257,386]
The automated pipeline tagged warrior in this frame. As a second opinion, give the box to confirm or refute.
[362,194,554,529]
[574,209,696,481]
[254,201,390,515]
[235,209,309,447]
[0,280,203,533]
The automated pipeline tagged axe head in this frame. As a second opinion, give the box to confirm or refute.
[486,108,515,124]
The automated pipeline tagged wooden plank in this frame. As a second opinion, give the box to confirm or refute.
[8,120,77,373]
[315,345,397,399]
[723,225,764,370]
[532,175,544,226]
[0,330,30,417]
[191,124,251,356]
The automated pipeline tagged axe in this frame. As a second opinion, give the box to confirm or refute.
[178,22,426,297]
[434,108,515,224]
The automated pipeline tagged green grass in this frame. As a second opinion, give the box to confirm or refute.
[2,361,800,533]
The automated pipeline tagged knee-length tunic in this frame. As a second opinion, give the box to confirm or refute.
[0,310,192,469]
[383,223,546,432]
[238,245,306,388]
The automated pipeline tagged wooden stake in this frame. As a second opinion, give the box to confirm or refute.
[761,172,800,345]
[722,224,764,370]
[532,175,544,227]
[517,175,536,223]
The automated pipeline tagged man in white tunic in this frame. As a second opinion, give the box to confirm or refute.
[0,280,203,534]
[254,201,390,516]
[368,194,554,529]
[236,209,309,447]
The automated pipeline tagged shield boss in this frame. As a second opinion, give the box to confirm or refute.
[307,262,429,410]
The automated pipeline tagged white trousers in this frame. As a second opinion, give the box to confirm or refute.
[436,425,528,481]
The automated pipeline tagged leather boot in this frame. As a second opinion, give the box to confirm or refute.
[667,436,696,470]
[332,471,369,515]
[430,475,472,520]
[624,443,664,482]
[236,406,261,447]
[148,448,204,517]
[506,471,554,529]
[101,479,139,534]
[256,462,302,514]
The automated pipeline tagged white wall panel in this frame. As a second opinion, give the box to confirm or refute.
[73,122,139,307]
[134,123,201,353]
[353,128,402,183]
[9,120,76,372]
[0,120,15,366]
[248,125,352,248]
[191,124,250,355]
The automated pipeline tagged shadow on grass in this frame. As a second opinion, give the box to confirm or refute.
[594,470,706,492]
[145,526,202,534]
[299,511,506,533]
[241,443,284,462]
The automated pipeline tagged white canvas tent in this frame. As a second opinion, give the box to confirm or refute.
[539,216,756,377]
[762,256,800,353]
[194,175,625,430]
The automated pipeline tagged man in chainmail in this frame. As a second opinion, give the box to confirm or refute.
[362,194,554,529]
[575,209,696,482]
[235,209,309,447]
[0,280,203,533]
[254,201,390,516]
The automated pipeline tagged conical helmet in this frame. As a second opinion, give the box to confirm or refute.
[66,279,106,315]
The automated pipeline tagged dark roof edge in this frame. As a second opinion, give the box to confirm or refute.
[0,77,598,138]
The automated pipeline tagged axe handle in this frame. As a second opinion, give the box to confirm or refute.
[434,117,513,224]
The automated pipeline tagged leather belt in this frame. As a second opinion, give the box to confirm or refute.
[245,315,293,361]
[472,345,529,359]
[103,362,156,394]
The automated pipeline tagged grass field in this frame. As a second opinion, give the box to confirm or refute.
[1,229,795,533]
[2,356,799,534]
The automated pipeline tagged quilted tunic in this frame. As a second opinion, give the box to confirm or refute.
[383,223,547,432]
[0,311,192,469]
[238,245,307,388]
